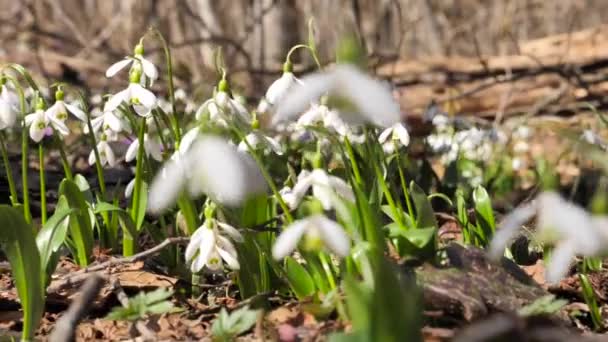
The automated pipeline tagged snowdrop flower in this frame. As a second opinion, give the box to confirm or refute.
[264,62,302,107]
[46,88,87,122]
[148,135,266,213]
[238,131,283,155]
[105,68,156,115]
[289,169,355,210]
[88,108,131,135]
[489,192,608,283]
[0,81,19,129]
[88,140,117,167]
[279,186,299,210]
[106,41,158,85]
[186,218,243,272]
[24,99,69,142]
[273,64,400,128]
[296,104,350,137]
[178,126,200,155]
[195,79,251,126]
[125,133,163,162]
[378,122,410,154]
[272,214,350,259]
[582,129,607,150]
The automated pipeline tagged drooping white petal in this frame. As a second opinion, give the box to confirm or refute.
[105,88,131,112]
[394,123,410,146]
[185,225,206,261]
[327,175,355,202]
[229,99,252,124]
[124,178,135,198]
[99,141,116,167]
[130,84,156,109]
[190,228,216,272]
[24,113,37,126]
[488,203,537,259]
[545,242,576,284]
[315,215,351,257]
[49,115,70,136]
[263,136,284,155]
[378,127,393,144]
[145,135,163,161]
[148,153,188,213]
[274,72,334,125]
[217,221,244,243]
[272,219,309,260]
[125,139,139,162]
[29,118,46,142]
[87,150,96,166]
[217,244,240,270]
[106,58,133,78]
[179,127,199,154]
[334,65,400,127]
[140,57,159,80]
[65,102,88,122]
[266,72,299,105]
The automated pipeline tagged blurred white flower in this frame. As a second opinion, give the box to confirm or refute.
[273,64,400,128]
[88,140,117,167]
[24,108,69,142]
[195,81,250,126]
[105,82,156,116]
[186,218,243,272]
[238,131,283,155]
[125,133,163,162]
[0,84,19,129]
[106,43,158,85]
[582,129,607,150]
[378,122,410,153]
[432,114,450,131]
[148,135,266,213]
[489,191,608,283]
[178,126,200,155]
[125,178,135,198]
[288,169,354,210]
[272,214,350,260]
[88,109,131,135]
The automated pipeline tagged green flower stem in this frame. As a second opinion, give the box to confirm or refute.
[20,113,31,224]
[318,253,337,290]
[233,128,293,223]
[38,144,47,224]
[394,144,414,220]
[343,137,362,185]
[151,28,181,143]
[85,117,106,196]
[177,195,199,235]
[151,113,169,153]
[57,141,73,181]
[0,133,18,206]
[126,117,147,256]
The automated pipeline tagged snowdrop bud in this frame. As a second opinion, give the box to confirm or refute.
[134,41,144,55]
[218,79,230,93]
[283,60,293,73]
[35,97,45,110]
[251,113,260,130]
[129,67,142,84]
[55,88,64,101]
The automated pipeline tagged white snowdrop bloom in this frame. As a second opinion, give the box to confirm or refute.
[581,130,607,150]
[272,214,351,260]
[106,42,158,84]
[265,68,302,106]
[105,81,157,116]
[88,140,117,167]
[88,109,131,135]
[125,133,163,162]
[296,104,351,137]
[378,122,410,153]
[279,186,299,210]
[185,218,243,272]
[432,114,450,131]
[195,83,251,126]
[24,107,69,142]
[0,84,19,130]
[489,191,608,283]
[290,169,355,210]
[238,131,283,155]
[174,88,187,101]
[513,125,532,140]
[274,64,400,128]
[46,90,87,122]
[148,135,266,213]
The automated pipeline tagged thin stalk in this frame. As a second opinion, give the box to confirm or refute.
[394,144,414,220]
[20,118,31,223]
[126,117,147,256]
[0,133,18,206]
[318,253,337,290]
[151,28,181,143]
[343,137,362,185]
[85,117,106,195]
[57,141,73,181]
[233,128,293,223]
[38,144,47,224]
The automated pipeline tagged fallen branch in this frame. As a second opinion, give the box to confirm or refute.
[47,237,190,293]
[49,274,105,342]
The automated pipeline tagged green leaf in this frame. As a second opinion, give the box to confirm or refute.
[106,288,179,321]
[211,306,259,341]
[399,228,436,249]
[133,181,148,231]
[473,185,496,244]
[59,179,94,266]
[73,173,94,203]
[409,182,437,229]
[94,202,137,239]
[284,256,316,299]
[0,205,44,341]
[36,196,73,276]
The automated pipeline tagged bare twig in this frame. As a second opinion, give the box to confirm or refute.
[49,274,105,342]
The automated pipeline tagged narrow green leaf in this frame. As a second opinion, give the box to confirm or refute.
[59,179,94,266]
[94,202,137,239]
[284,256,316,299]
[409,182,438,229]
[473,185,496,243]
[36,196,73,273]
[0,205,44,341]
